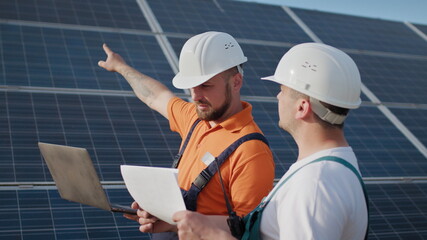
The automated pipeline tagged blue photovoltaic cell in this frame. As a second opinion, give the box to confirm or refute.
[240,44,290,97]
[390,108,427,148]
[0,24,176,91]
[0,189,150,240]
[292,8,427,56]
[0,91,180,182]
[345,106,427,177]
[414,23,427,35]
[0,0,150,30]
[148,0,312,43]
[349,53,427,105]
[367,183,427,240]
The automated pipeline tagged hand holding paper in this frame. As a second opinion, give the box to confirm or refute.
[120,165,186,225]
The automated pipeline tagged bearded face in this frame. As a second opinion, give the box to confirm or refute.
[195,80,232,121]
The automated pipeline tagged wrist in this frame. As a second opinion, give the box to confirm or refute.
[116,63,132,74]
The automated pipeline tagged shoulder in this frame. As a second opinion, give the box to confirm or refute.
[274,160,364,213]
[229,133,273,163]
[168,97,199,135]
[289,160,358,187]
[168,97,192,111]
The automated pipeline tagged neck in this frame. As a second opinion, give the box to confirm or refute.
[294,126,348,160]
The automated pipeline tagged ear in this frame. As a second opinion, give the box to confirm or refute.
[231,73,243,92]
[295,98,311,120]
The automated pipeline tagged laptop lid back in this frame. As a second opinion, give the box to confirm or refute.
[38,142,111,211]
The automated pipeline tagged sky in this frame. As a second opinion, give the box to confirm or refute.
[237,0,427,25]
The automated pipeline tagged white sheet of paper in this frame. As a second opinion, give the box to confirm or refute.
[120,165,186,225]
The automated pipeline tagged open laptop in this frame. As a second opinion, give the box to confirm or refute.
[38,142,137,215]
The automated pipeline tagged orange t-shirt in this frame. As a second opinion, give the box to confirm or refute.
[168,97,275,216]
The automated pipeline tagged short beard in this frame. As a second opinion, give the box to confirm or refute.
[196,82,232,121]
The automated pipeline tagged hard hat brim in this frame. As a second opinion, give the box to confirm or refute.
[261,75,362,109]
[261,75,283,86]
[172,72,218,89]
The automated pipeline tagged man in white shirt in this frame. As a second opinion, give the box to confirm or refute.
[172,42,369,240]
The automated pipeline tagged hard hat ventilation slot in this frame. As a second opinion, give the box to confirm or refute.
[302,61,317,72]
[225,42,234,49]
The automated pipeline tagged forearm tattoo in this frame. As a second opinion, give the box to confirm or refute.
[123,69,153,100]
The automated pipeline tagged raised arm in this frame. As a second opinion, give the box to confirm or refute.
[98,43,175,119]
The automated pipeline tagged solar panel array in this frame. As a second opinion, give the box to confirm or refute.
[1,0,427,239]
[415,24,427,35]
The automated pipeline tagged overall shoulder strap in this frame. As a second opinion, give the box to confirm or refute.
[315,156,369,240]
[172,119,201,168]
[192,132,269,190]
[182,133,269,211]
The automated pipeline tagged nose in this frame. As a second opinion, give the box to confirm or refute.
[191,86,203,102]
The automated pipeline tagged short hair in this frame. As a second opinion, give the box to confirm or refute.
[288,88,348,129]
[220,64,243,82]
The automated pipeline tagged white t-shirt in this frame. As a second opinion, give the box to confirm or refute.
[260,147,368,240]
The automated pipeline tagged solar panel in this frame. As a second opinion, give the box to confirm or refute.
[0,24,176,91]
[0,189,148,239]
[0,0,150,30]
[4,90,425,182]
[3,92,425,183]
[414,23,427,35]
[1,0,427,239]
[0,91,180,182]
[1,183,426,240]
[148,0,312,43]
[367,182,427,239]
[350,53,427,105]
[345,106,427,177]
[292,8,427,55]
[390,108,427,147]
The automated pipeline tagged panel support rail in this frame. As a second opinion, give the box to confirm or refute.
[2,177,427,190]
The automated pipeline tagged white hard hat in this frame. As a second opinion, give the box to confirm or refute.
[172,31,247,89]
[262,42,361,110]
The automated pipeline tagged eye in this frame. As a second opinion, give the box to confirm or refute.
[201,83,213,88]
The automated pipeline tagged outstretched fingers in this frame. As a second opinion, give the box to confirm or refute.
[102,43,113,55]
[98,44,109,68]
[97,43,126,72]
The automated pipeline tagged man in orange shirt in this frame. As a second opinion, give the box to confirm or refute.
[99,31,275,239]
